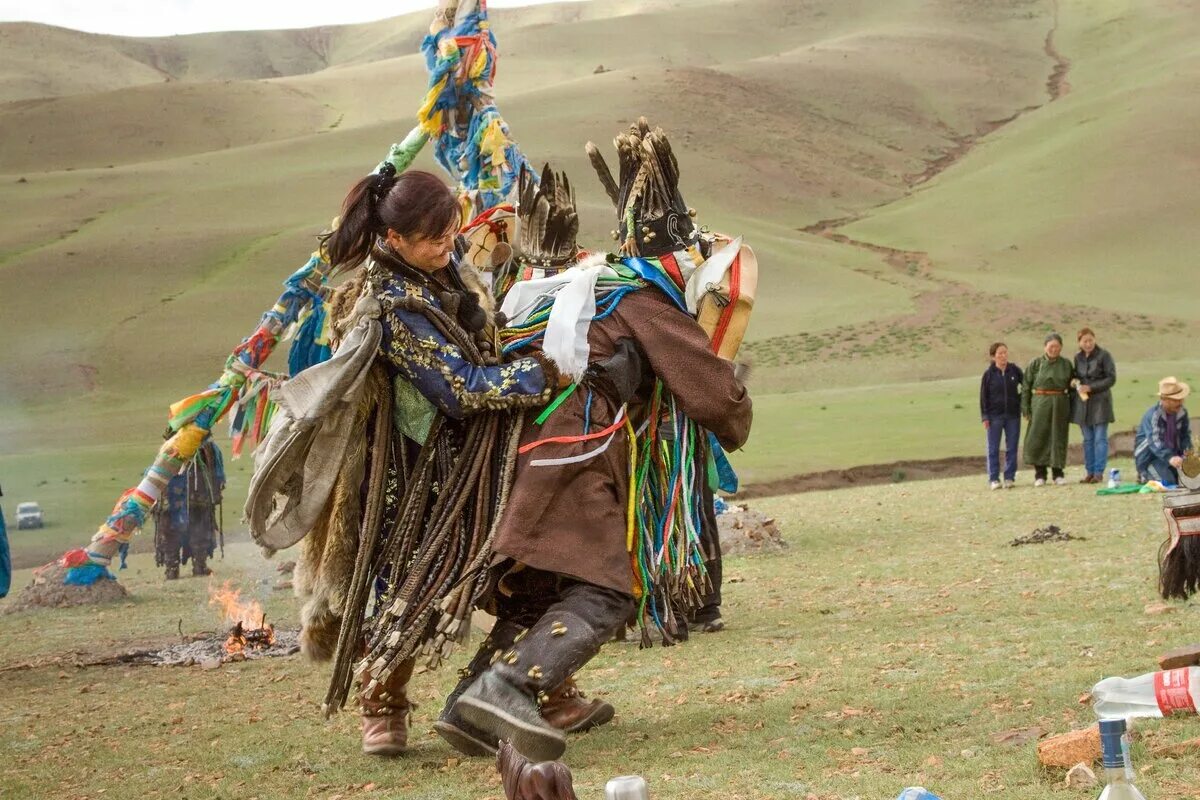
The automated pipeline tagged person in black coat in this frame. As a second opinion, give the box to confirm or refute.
[1071,327,1117,483]
[980,342,1024,488]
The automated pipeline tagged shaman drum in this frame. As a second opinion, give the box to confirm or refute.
[696,240,758,361]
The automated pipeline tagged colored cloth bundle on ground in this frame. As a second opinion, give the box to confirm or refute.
[1096,482,1173,495]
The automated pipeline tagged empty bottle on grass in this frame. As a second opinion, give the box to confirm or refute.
[606,776,649,800]
[1097,718,1146,800]
[1091,667,1200,719]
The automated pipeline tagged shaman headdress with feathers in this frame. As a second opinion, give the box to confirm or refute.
[514,163,580,268]
[586,118,699,258]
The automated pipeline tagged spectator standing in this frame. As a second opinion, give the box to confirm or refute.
[1071,328,1117,483]
[1135,377,1193,485]
[1022,332,1076,486]
[979,342,1023,489]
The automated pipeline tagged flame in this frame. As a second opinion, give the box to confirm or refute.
[208,580,267,629]
[225,629,246,656]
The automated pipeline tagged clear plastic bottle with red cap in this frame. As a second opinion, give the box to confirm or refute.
[1091,666,1200,719]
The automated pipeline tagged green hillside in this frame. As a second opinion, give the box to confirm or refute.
[2,0,1198,560]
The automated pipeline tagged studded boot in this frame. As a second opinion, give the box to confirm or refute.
[455,605,619,762]
[360,657,415,757]
[434,619,525,757]
[538,676,615,733]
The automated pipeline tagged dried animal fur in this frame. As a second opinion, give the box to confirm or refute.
[293,271,382,661]
[295,364,387,661]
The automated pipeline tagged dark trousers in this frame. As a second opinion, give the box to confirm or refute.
[492,567,633,638]
[1033,465,1065,481]
[986,415,1020,481]
[1139,455,1179,485]
[157,511,214,573]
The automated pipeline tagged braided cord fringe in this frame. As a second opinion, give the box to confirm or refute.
[322,380,394,717]
[322,287,525,713]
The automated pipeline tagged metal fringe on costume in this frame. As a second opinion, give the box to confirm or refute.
[321,266,524,716]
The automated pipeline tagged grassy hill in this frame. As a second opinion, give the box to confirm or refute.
[2,0,1199,561]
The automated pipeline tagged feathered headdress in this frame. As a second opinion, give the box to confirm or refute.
[586,117,698,258]
[514,163,579,268]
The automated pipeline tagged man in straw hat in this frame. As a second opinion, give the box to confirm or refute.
[1134,377,1193,485]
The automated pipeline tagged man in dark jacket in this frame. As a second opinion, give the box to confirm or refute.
[1071,327,1117,483]
[1135,377,1192,485]
[980,342,1023,489]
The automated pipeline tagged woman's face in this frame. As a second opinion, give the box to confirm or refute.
[993,346,1009,368]
[1079,333,1096,354]
[388,222,458,272]
[1045,339,1062,359]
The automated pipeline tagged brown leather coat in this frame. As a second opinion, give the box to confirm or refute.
[491,287,752,594]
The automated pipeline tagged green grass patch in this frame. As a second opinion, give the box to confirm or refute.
[2,475,1199,798]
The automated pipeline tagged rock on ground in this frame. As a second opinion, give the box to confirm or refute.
[1036,726,1100,768]
[717,505,787,556]
[3,563,128,614]
[1065,763,1098,789]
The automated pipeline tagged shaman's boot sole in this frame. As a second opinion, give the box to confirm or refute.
[456,695,566,763]
[434,719,499,757]
[362,740,407,757]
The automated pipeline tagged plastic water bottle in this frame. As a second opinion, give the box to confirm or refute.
[606,776,650,800]
[895,789,941,800]
[1108,468,1121,489]
[1097,718,1146,799]
[1092,667,1200,719]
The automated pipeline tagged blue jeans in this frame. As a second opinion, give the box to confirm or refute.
[986,415,1020,481]
[1138,453,1179,485]
[1081,423,1109,476]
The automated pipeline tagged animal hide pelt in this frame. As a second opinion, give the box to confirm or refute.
[294,361,387,661]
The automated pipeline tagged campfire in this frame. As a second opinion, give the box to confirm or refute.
[52,581,301,670]
[209,581,277,656]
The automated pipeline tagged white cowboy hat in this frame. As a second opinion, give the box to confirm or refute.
[1158,376,1191,400]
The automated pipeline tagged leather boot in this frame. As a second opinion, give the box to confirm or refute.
[434,620,524,757]
[360,657,415,757]
[539,676,615,733]
[455,588,628,762]
[191,554,211,577]
[165,563,180,581]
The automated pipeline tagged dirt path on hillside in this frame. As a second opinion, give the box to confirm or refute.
[746,4,1101,369]
[741,5,1090,496]
[737,433,1135,499]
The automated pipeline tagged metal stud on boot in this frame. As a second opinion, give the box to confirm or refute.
[360,657,415,757]
[540,676,615,733]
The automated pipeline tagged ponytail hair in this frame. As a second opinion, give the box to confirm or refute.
[322,167,460,273]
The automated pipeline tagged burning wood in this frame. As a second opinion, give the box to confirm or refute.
[224,619,277,656]
[208,581,277,656]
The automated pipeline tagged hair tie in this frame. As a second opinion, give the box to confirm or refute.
[370,162,398,203]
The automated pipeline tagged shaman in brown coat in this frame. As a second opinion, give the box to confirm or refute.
[493,285,752,594]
